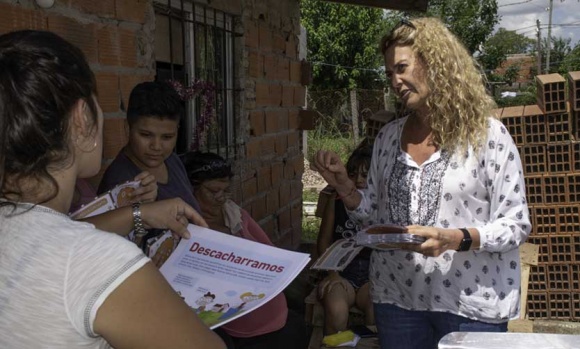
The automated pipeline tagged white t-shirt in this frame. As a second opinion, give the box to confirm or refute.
[349,117,531,323]
[0,203,149,348]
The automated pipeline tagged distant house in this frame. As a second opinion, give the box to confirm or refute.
[494,54,536,85]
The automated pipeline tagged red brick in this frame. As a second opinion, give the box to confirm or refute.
[97,26,119,66]
[291,203,302,226]
[293,155,305,175]
[95,72,119,113]
[286,34,297,59]
[275,135,288,155]
[116,0,148,24]
[278,208,291,231]
[288,110,299,129]
[265,111,280,133]
[0,3,46,34]
[245,21,259,49]
[279,110,289,129]
[290,179,303,200]
[277,57,290,81]
[282,85,294,107]
[271,162,284,186]
[267,188,280,211]
[206,0,243,15]
[255,83,270,106]
[69,0,115,18]
[249,111,265,136]
[258,23,272,52]
[248,51,262,78]
[290,60,301,84]
[291,226,302,248]
[257,166,272,192]
[270,85,282,107]
[288,130,299,148]
[246,138,261,158]
[284,160,294,180]
[102,117,127,159]
[279,184,290,206]
[294,86,306,106]
[119,28,138,67]
[272,33,286,53]
[261,217,276,240]
[48,15,98,63]
[252,196,267,221]
[264,55,277,80]
[261,136,276,156]
[242,177,257,200]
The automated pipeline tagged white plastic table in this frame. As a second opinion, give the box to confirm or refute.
[438,332,580,349]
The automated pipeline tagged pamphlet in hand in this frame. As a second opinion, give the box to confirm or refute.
[311,239,363,271]
[69,180,140,219]
[355,223,426,251]
[160,224,311,329]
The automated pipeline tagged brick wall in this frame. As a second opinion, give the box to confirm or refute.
[2,0,306,250]
[0,0,156,187]
[234,0,305,249]
[495,54,536,85]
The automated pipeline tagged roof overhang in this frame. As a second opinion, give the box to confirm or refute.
[322,0,428,11]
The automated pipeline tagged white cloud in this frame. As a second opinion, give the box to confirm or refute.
[497,0,580,45]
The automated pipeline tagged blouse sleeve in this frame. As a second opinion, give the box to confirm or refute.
[476,119,532,253]
[65,227,149,337]
[240,209,274,246]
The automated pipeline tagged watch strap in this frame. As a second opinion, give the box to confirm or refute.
[457,228,472,252]
[132,202,147,238]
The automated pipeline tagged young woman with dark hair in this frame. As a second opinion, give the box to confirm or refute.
[0,30,224,349]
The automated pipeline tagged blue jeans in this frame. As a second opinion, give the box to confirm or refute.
[374,303,508,349]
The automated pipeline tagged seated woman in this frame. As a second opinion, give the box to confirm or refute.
[181,151,309,349]
[0,29,223,348]
[316,144,375,335]
[98,81,199,266]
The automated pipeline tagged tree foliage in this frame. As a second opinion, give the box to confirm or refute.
[541,36,572,74]
[422,0,500,54]
[301,0,389,91]
[558,42,580,74]
[479,28,535,71]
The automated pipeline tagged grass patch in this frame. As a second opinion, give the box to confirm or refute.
[302,217,321,243]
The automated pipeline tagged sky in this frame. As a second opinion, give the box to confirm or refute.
[497,0,580,46]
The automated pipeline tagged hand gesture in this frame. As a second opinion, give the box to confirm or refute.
[131,171,158,203]
[311,150,351,189]
[140,198,208,240]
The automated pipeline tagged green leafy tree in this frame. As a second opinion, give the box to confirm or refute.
[541,36,572,73]
[479,28,535,71]
[421,0,500,54]
[558,42,580,74]
[301,0,389,91]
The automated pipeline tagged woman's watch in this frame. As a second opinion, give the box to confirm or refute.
[457,228,473,252]
[132,202,147,238]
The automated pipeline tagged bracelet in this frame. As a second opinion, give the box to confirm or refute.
[132,202,147,237]
[336,187,357,200]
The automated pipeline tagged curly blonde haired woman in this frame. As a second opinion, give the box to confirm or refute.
[311,17,531,349]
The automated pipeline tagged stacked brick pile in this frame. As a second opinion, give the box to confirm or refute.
[496,72,580,321]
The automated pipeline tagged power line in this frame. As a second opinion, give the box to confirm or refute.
[499,0,534,7]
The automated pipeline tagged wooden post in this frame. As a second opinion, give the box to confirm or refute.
[508,242,539,333]
[350,89,359,145]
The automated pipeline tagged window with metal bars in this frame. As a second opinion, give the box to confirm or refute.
[154,0,238,159]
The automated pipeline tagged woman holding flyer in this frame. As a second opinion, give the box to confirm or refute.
[311,17,530,349]
[0,30,224,349]
[181,151,309,349]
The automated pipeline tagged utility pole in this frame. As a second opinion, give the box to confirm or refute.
[536,19,542,74]
[545,0,553,73]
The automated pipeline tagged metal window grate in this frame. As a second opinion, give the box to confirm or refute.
[154,0,239,159]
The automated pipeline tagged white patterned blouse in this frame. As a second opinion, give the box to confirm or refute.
[348,116,532,323]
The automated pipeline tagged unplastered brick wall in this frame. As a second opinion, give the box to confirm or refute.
[0,0,156,187]
[233,0,305,249]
